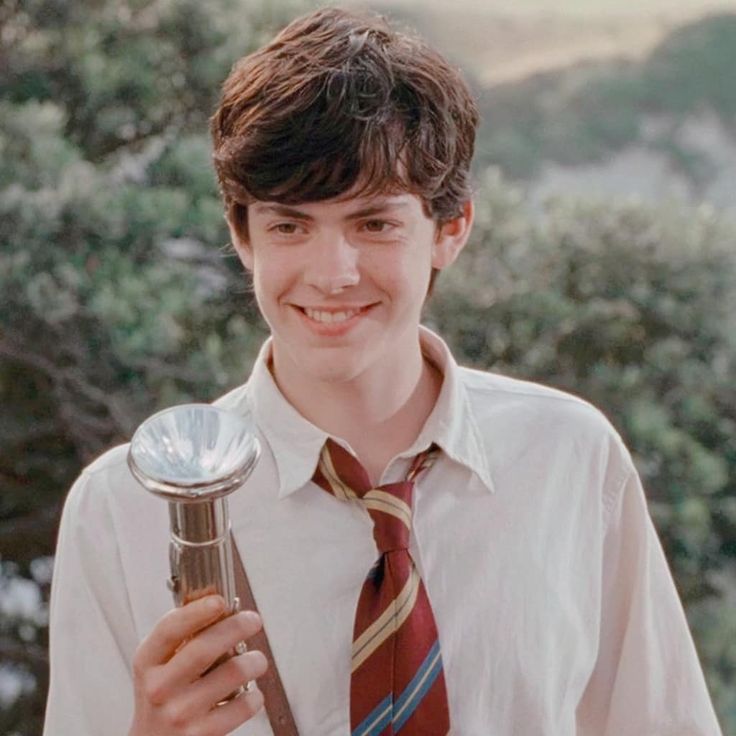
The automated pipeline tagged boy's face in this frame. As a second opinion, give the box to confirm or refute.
[229,188,472,388]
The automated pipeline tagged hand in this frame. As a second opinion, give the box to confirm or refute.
[128,595,268,736]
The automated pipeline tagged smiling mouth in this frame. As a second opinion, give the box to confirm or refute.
[296,305,375,324]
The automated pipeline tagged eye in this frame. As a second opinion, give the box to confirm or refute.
[269,222,301,235]
[361,219,392,233]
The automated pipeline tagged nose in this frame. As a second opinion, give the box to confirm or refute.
[303,231,360,294]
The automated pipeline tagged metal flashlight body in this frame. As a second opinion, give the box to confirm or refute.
[127,403,260,613]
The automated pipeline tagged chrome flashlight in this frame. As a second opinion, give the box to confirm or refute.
[127,403,260,613]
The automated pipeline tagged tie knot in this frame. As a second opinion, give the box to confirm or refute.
[312,439,438,553]
[362,481,414,553]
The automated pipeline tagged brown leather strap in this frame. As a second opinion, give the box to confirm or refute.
[230,533,299,736]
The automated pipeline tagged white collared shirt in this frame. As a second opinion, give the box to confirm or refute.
[44,329,722,735]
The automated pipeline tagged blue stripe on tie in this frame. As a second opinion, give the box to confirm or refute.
[352,694,393,736]
[392,641,443,732]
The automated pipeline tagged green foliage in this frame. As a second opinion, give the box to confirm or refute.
[646,14,736,119]
[689,588,736,729]
[429,171,736,730]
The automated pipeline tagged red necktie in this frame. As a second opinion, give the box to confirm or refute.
[313,438,450,736]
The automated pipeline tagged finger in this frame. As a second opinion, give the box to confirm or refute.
[183,650,268,715]
[134,595,227,671]
[199,685,265,735]
[164,611,262,689]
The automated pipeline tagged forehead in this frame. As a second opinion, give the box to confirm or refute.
[250,190,421,218]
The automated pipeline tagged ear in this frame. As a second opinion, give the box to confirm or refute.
[226,215,254,271]
[431,200,474,270]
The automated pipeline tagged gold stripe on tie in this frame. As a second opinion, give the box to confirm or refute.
[363,489,412,528]
[407,452,438,482]
[351,566,420,671]
[319,451,356,501]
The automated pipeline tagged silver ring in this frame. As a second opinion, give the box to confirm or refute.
[235,640,247,656]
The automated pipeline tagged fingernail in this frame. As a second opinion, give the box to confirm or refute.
[207,596,225,612]
[243,610,261,626]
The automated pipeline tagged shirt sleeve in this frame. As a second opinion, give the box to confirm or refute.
[576,465,723,736]
[43,464,140,736]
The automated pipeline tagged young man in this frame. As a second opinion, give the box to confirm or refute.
[44,7,722,736]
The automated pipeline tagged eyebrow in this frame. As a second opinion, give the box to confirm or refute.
[252,204,312,220]
[252,199,410,220]
[347,201,410,219]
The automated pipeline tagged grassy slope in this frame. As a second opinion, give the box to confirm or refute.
[350,1,736,185]
[473,13,736,181]
[355,0,736,84]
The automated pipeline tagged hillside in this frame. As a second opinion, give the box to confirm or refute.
[357,0,736,84]
[473,13,736,211]
[350,1,736,211]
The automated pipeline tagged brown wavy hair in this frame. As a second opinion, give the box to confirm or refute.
[210,7,479,250]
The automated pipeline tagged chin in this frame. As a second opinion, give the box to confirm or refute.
[299,352,369,385]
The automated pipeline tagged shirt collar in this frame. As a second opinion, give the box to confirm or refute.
[244,327,496,498]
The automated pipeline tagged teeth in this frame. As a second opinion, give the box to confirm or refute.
[303,307,360,323]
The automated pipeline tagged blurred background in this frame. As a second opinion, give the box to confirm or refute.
[1,0,735,733]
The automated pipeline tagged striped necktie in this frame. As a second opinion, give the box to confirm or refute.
[313,438,450,736]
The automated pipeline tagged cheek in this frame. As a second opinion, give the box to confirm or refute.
[389,249,433,295]
[250,266,285,321]
[366,242,431,285]
[251,253,293,294]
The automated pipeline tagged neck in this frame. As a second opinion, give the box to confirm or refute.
[270,337,442,483]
